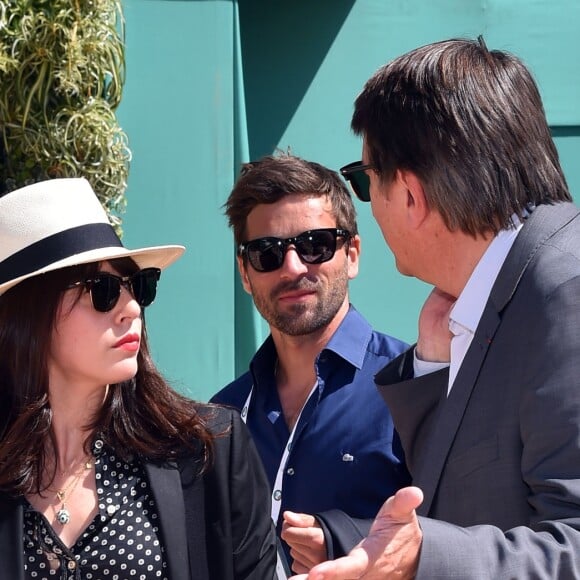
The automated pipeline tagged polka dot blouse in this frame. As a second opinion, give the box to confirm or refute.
[23,439,169,580]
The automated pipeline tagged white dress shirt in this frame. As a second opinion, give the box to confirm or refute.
[414,220,523,394]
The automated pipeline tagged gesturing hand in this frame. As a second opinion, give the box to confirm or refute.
[290,486,424,580]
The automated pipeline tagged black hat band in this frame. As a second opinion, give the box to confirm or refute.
[0,223,123,285]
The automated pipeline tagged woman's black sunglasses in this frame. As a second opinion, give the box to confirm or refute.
[239,228,351,273]
[340,161,374,202]
[68,267,161,312]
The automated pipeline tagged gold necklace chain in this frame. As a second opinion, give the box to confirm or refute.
[53,457,94,526]
[59,457,93,477]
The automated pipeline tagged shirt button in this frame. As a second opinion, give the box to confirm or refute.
[67,560,76,571]
[286,468,295,476]
[273,490,282,501]
[106,504,117,516]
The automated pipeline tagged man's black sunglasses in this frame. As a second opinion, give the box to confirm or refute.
[68,267,161,312]
[239,228,351,273]
[340,161,374,202]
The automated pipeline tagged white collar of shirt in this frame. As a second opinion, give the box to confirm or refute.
[446,218,523,392]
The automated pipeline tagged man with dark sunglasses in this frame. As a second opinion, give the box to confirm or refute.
[211,152,409,575]
[294,38,580,580]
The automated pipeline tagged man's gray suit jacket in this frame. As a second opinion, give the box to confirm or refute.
[377,201,580,579]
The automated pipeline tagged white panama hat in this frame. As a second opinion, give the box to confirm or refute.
[0,177,185,296]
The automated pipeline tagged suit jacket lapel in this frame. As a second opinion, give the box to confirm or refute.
[0,496,25,580]
[145,462,190,580]
[0,464,202,580]
[414,306,500,515]
[0,473,191,580]
[414,203,580,515]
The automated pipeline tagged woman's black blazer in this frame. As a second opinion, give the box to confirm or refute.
[0,406,277,579]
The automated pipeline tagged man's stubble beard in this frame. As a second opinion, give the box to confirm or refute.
[251,268,349,337]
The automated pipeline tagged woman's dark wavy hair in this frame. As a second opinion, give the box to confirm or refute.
[352,37,571,236]
[0,258,216,496]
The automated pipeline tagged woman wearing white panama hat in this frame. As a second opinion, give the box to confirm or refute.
[0,178,277,579]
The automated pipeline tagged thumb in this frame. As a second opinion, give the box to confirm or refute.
[283,511,317,527]
[376,486,423,525]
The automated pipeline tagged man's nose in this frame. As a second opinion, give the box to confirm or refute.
[279,246,309,276]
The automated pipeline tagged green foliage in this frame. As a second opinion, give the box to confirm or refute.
[0,0,130,233]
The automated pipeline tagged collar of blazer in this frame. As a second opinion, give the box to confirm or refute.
[0,461,193,580]
[490,201,580,312]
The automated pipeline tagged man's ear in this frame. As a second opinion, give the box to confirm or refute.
[237,255,253,295]
[395,169,429,229]
[346,234,361,280]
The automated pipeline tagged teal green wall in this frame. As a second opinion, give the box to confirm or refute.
[119,0,239,399]
[118,0,580,401]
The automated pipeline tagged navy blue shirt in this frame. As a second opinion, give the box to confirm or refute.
[212,306,411,538]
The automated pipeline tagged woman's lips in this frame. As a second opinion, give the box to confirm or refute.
[114,333,140,351]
